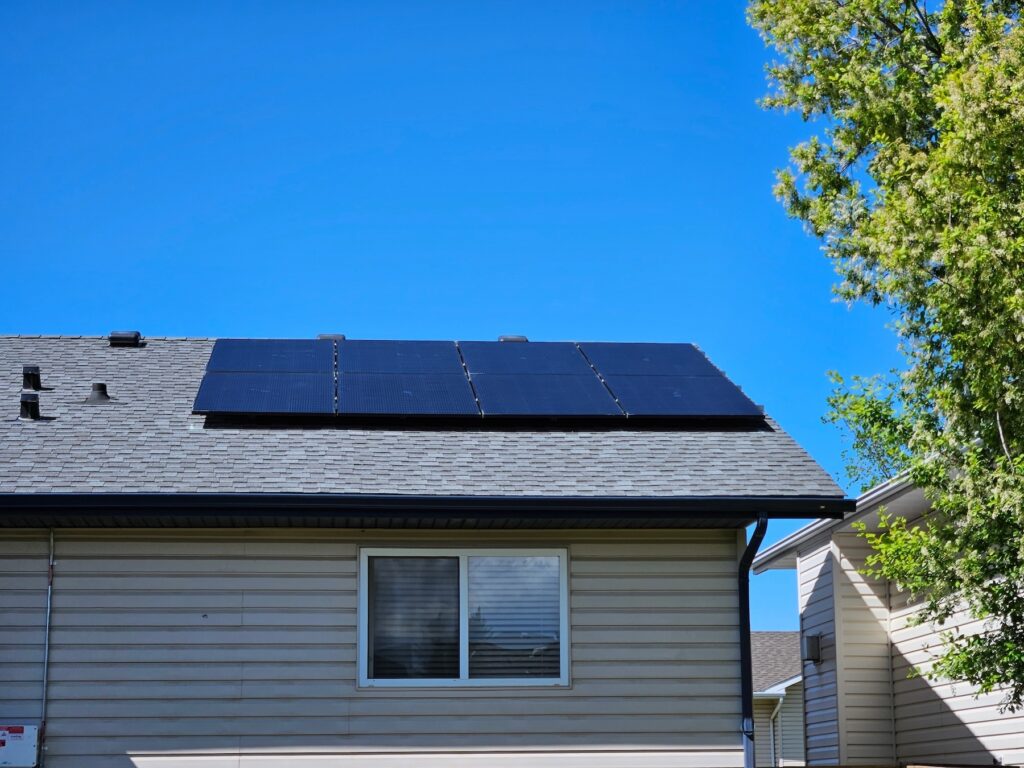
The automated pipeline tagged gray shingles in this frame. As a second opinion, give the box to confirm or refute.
[752,631,802,691]
[0,336,844,498]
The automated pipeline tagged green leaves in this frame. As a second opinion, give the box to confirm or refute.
[751,0,1024,710]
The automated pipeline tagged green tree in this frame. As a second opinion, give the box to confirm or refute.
[748,0,1024,709]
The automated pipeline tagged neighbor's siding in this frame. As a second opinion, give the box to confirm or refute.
[0,528,744,768]
[752,684,805,767]
[777,681,805,766]
[890,585,1024,766]
[832,533,894,765]
[795,541,838,765]
[754,698,776,766]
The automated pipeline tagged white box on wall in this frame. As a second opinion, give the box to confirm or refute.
[0,725,38,768]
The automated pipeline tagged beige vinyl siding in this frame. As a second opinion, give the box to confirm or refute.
[754,698,777,766]
[777,681,805,766]
[753,683,804,767]
[890,588,1024,766]
[795,542,838,765]
[832,533,894,764]
[0,531,49,727]
[0,528,744,768]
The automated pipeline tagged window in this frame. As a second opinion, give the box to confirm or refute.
[358,548,569,687]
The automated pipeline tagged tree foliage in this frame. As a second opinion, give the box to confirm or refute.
[749,0,1024,708]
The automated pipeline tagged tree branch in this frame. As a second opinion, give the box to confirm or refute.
[910,1,944,58]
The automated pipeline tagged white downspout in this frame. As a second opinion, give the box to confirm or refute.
[39,528,55,767]
[768,695,784,767]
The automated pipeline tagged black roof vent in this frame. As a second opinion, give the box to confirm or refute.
[498,335,529,342]
[20,392,40,421]
[317,334,346,340]
[85,383,112,404]
[109,331,142,347]
[22,365,42,391]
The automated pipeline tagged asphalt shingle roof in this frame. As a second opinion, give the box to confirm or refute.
[752,631,802,691]
[0,336,844,499]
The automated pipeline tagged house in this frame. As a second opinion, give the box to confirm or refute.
[0,334,850,768]
[754,476,1024,767]
[752,632,804,767]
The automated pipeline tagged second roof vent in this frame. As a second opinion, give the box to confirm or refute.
[19,392,40,420]
[85,383,112,404]
[22,365,42,391]
[109,331,142,347]
[498,335,529,342]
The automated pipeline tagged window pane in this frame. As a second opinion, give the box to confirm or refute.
[368,557,459,679]
[468,556,561,679]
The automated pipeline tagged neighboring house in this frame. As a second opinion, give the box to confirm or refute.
[0,334,850,768]
[752,632,805,767]
[754,476,1024,767]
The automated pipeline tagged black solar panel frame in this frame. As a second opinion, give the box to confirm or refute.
[193,371,335,415]
[459,341,594,375]
[472,373,624,418]
[578,342,721,377]
[338,372,481,417]
[601,374,761,418]
[338,340,465,374]
[206,339,335,373]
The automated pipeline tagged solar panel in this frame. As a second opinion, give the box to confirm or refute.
[192,337,765,422]
[339,340,464,374]
[459,341,593,375]
[338,373,480,416]
[207,339,334,373]
[193,372,334,414]
[602,374,761,417]
[472,374,623,417]
[579,342,720,377]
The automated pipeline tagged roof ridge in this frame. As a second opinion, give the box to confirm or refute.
[0,334,218,341]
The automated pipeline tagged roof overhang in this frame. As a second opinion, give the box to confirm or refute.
[753,474,927,573]
[753,673,802,698]
[0,492,853,529]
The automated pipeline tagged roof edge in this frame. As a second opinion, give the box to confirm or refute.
[0,492,852,520]
[754,673,803,696]
[752,473,915,573]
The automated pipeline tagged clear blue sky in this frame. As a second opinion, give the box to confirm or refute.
[1,2,903,629]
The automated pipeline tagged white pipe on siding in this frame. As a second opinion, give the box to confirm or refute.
[39,528,55,768]
[768,695,783,767]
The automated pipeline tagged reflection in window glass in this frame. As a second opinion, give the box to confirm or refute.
[468,556,560,678]
[368,557,459,679]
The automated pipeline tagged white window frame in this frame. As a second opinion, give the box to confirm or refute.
[358,547,570,688]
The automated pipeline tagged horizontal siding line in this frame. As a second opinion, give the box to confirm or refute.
[46,643,358,650]
[38,693,742,702]
[571,589,734,596]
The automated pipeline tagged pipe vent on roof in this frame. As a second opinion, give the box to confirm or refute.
[85,383,112,404]
[22,365,42,391]
[20,392,40,421]
[498,335,528,342]
[317,334,346,340]
[109,331,142,347]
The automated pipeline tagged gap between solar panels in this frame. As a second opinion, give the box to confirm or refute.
[192,338,764,423]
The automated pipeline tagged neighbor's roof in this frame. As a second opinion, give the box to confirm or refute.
[0,336,844,511]
[752,631,802,692]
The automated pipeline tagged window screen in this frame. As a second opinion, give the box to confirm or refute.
[468,556,560,678]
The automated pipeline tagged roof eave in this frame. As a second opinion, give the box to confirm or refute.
[752,472,917,573]
[0,492,853,528]
[754,673,803,697]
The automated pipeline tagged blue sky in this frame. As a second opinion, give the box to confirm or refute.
[1,2,903,629]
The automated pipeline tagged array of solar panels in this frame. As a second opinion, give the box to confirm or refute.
[192,339,763,420]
